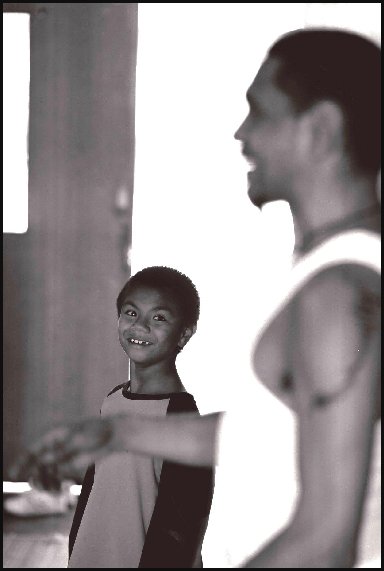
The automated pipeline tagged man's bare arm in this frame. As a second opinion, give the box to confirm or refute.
[11,411,222,486]
[115,410,220,467]
[242,266,380,567]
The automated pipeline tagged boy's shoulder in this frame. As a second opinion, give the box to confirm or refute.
[168,391,200,414]
[103,385,200,414]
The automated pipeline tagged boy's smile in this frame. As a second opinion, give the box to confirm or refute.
[128,338,152,346]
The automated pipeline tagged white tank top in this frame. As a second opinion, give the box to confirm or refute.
[211,230,380,568]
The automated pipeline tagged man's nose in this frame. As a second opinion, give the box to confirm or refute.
[234,119,246,141]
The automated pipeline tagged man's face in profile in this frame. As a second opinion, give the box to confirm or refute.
[234,57,304,209]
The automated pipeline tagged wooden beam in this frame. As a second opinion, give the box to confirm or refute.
[3,3,40,13]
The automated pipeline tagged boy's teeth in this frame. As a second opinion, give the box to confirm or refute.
[130,339,149,345]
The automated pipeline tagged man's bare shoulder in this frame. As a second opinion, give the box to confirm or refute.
[295,262,380,308]
[288,263,380,401]
[290,262,381,344]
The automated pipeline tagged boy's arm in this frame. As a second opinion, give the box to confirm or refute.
[68,463,95,557]
[191,516,209,568]
[139,393,215,567]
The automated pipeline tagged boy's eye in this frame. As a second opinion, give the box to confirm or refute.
[153,314,166,322]
[123,309,136,317]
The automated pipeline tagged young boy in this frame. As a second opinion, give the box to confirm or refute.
[68,266,214,568]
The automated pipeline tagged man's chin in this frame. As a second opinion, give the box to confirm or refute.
[247,186,267,209]
[247,170,268,208]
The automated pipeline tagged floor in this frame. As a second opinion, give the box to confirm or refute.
[3,495,76,568]
[4,458,380,569]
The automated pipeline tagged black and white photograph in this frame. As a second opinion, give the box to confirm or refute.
[3,3,381,568]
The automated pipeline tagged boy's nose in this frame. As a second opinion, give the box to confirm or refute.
[133,317,150,332]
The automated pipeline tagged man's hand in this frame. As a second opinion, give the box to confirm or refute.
[9,416,116,490]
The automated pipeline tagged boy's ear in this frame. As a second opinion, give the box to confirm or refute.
[178,324,197,349]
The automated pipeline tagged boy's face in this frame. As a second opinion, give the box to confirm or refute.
[118,285,191,366]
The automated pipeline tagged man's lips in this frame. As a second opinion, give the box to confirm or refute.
[242,151,258,171]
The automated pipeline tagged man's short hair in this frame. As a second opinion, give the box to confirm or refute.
[116,266,200,327]
[269,29,381,175]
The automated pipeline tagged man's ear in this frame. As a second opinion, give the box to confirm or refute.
[305,100,344,159]
[178,324,197,349]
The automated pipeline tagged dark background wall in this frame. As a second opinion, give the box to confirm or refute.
[3,3,138,471]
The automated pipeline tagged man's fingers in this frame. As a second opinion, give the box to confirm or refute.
[67,452,99,473]
[8,425,72,481]
[8,458,28,481]
[29,426,70,453]
[32,462,63,492]
[8,417,114,484]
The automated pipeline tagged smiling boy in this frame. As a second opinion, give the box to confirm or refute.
[68,266,214,568]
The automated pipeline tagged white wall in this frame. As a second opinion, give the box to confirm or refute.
[132,2,380,414]
[132,4,381,567]
[132,3,305,412]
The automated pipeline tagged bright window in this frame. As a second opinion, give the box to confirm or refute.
[3,14,30,234]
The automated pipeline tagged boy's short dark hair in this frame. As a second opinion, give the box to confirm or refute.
[116,266,200,327]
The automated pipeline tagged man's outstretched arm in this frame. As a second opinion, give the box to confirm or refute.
[11,411,222,487]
